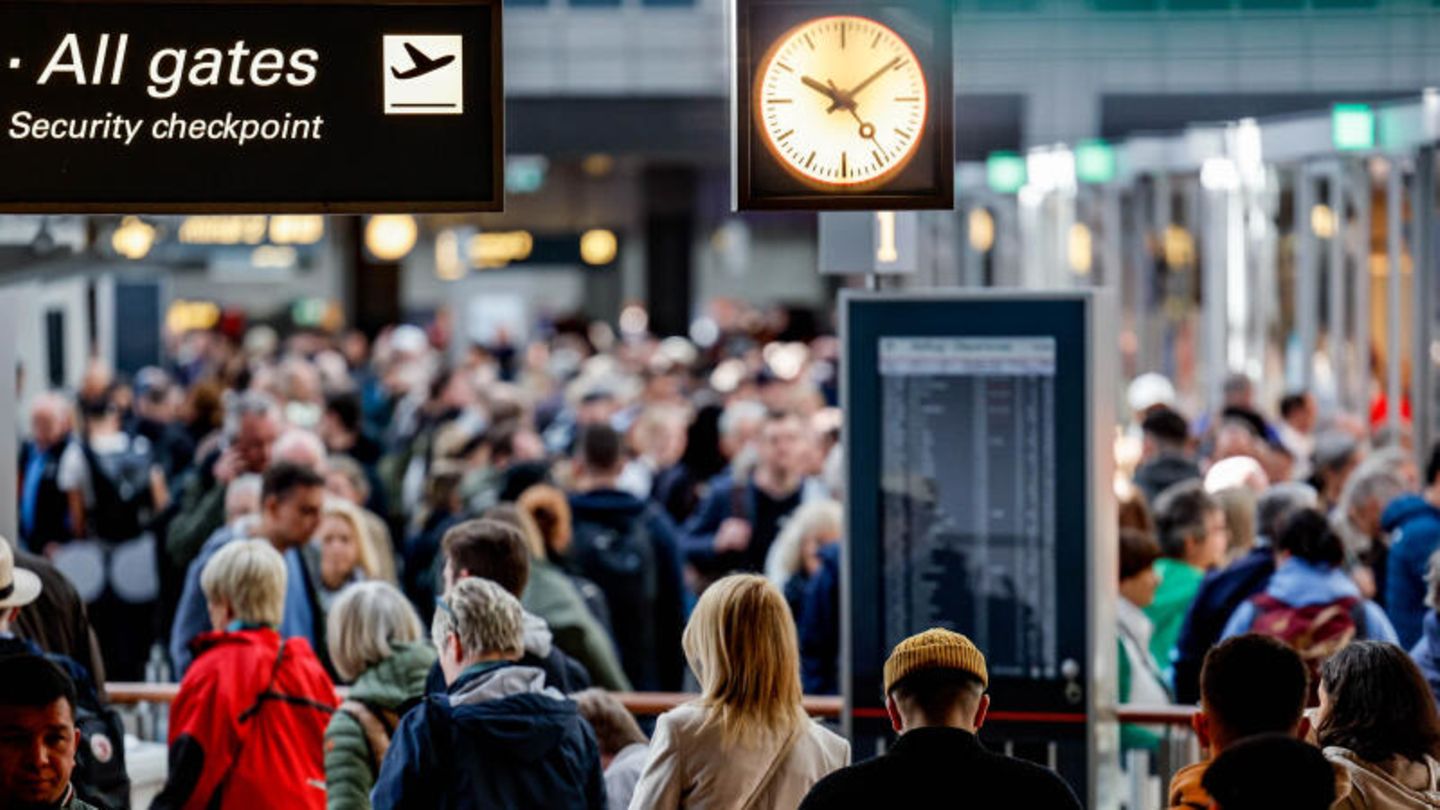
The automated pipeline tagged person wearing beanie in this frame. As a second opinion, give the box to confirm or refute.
[798,628,1081,810]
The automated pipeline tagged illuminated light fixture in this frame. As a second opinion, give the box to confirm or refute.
[581,153,615,178]
[986,151,1027,194]
[468,231,533,269]
[1068,223,1093,275]
[251,245,297,269]
[112,216,156,260]
[268,215,324,245]
[579,229,618,266]
[1311,204,1337,240]
[1026,147,1075,194]
[179,215,267,245]
[291,298,328,327]
[364,215,418,262]
[165,300,221,334]
[967,208,996,253]
[1332,103,1375,152]
[1074,139,1117,185]
[619,304,649,336]
[1200,158,1239,192]
[435,230,465,280]
[506,155,548,195]
[1163,224,1196,268]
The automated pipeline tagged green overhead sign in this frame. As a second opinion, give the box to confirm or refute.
[1332,103,1375,152]
[1075,139,1117,184]
[987,151,1027,194]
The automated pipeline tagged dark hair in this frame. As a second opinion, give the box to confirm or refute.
[1279,393,1311,420]
[324,391,362,435]
[1220,407,1267,442]
[0,655,77,717]
[1318,641,1440,764]
[1200,635,1308,740]
[1202,734,1336,810]
[1119,530,1161,582]
[261,461,325,503]
[680,403,726,481]
[441,518,530,598]
[1118,494,1155,537]
[1141,407,1189,446]
[888,667,984,724]
[1256,483,1316,540]
[577,424,623,473]
[571,689,647,756]
[1153,480,1217,559]
[1427,442,1440,489]
[1274,509,1344,568]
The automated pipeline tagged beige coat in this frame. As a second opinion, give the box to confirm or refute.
[1326,747,1440,809]
[628,703,850,810]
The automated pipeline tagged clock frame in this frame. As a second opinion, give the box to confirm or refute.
[732,0,953,211]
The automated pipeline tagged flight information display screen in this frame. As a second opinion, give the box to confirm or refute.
[878,336,1059,680]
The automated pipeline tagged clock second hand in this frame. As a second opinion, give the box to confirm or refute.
[831,81,886,157]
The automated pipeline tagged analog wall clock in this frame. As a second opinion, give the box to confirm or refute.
[753,16,927,191]
[733,0,952,210]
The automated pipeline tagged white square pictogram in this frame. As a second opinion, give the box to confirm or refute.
[383,35,464,115]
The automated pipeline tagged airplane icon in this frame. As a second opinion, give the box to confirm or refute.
[391,42,456,80]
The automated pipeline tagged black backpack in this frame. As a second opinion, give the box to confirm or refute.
[569,510,657,687]
[80,437,153,541]
[47,653,131,809]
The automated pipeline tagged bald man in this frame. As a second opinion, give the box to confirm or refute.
[19,394,79,551]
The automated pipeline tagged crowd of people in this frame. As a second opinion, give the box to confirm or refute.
[6,306,1440,808]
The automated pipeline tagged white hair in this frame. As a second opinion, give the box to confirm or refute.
[431,577,524,661]
[271,428,327,472]
[201,540,287,627]
[327,581,425,682]
[720,400,768,439]
[765,499,843,585]
[223,390,281,440]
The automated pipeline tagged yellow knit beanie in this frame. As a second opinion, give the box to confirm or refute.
[883,628,989,694]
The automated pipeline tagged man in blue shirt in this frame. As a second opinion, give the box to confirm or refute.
[169,461,326,676]
[1385,445,1440,648]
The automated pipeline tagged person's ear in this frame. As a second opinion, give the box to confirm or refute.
[973,694,990,731]
[885,694,903,734]
[1192,711,1212,751]
[1295,715,1312,743]
[447,632,464,665]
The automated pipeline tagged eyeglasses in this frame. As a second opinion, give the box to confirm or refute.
[435,596,458,625]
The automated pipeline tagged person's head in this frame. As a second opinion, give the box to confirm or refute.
[1118,529,1162,609]
[1195,634,1309,753]
[1318,641,1440,765]
[319,391,363,449]
[0,539,42,634]
[440,518,530,598]
[770,499,843,580]
[719,400,767,461]
[756,410,806,480]
[326,581,425,683]
[514,485,572,558]
[78,386,121,434]
[259,461,326,550]
[1204,457,1268,496]
[324,455,371,507]
[1201,734,1337,810]
[574,424,625,486]
[1210,487,1258,561]
[1255,482,1318,542]
[1140,407,1190,456]
[28,393,71,450]
[682,574,805,743]
[224,474,263,525]
[201,539,287,631]
[431,576,525,685]
[571,689,647,764]
[1212,420,1261,463]
[1273,509,1344,569]
[481,503,548,562]
[1222,373,1255,408]
[318,500,376,590]
[271,428,328,474]
[1341,467,1406,539]
[1154,481,1228,569]
[0,656,79,806]
[883,628,990,734]
[1312,432,1363,499]
[1280,392,1318,433]
[225,390,282,473]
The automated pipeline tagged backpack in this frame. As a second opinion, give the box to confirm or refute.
[80,437,153,541]
[44,652,131,809]
[338,699,406,777]
[570,511,657,684]
[1248,593,1368,698]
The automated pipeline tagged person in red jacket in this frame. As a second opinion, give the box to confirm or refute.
[153,539,338,810]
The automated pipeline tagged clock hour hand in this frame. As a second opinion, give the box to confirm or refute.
[841,56,902,105]
[801,75,846,112]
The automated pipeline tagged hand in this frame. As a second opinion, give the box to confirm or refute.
[714,518,753,554]
[212,446,243,485]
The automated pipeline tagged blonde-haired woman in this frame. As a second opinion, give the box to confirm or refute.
[314,499,378,609]
[764,499,842,617]
[628,574,849,810]
[323,581,435,810]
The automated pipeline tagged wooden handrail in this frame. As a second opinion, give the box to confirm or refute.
[103,683,1191,726]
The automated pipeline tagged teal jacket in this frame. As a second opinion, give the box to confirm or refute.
[323,641,435,810]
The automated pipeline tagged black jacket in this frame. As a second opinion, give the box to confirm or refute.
[798,727,1081,810]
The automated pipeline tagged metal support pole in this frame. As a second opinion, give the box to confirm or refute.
[1328,165,1347,404]
[1297,167,1319,392]
[1388,158,1405,431]
[1101,186,1123,291]
[1353,162,1373,416]
[1204,186,1230,413]
[1412,148,1435,458]
[0,287,15,543]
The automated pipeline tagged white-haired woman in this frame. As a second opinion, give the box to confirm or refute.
[629,574,850,810]
[323,581,435,810]
[764,499,842,619]
[314,499,378,610]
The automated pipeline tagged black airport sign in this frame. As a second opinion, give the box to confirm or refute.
[0,0,503,213]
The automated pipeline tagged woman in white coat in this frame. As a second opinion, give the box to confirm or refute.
[628,574,850,810]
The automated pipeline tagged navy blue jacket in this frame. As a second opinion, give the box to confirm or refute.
[373,662,605,810]
[1385,495,1440,649]
[1412,612,1440,707]
[799,543,841,695]
[1169,545,1276,705]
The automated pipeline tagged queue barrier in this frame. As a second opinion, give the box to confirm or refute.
[103,683,1192,725]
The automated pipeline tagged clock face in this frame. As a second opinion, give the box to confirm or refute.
[753,15,928,190]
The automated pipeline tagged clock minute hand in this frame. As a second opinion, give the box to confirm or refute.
[842,56,902,104]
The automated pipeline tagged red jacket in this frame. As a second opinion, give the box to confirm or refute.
[154,627,338,810]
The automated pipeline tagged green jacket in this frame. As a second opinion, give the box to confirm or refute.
[324,641,436,810]
[1143,557,1205,669]
[523,557,632,691]
[166,468,226,572]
